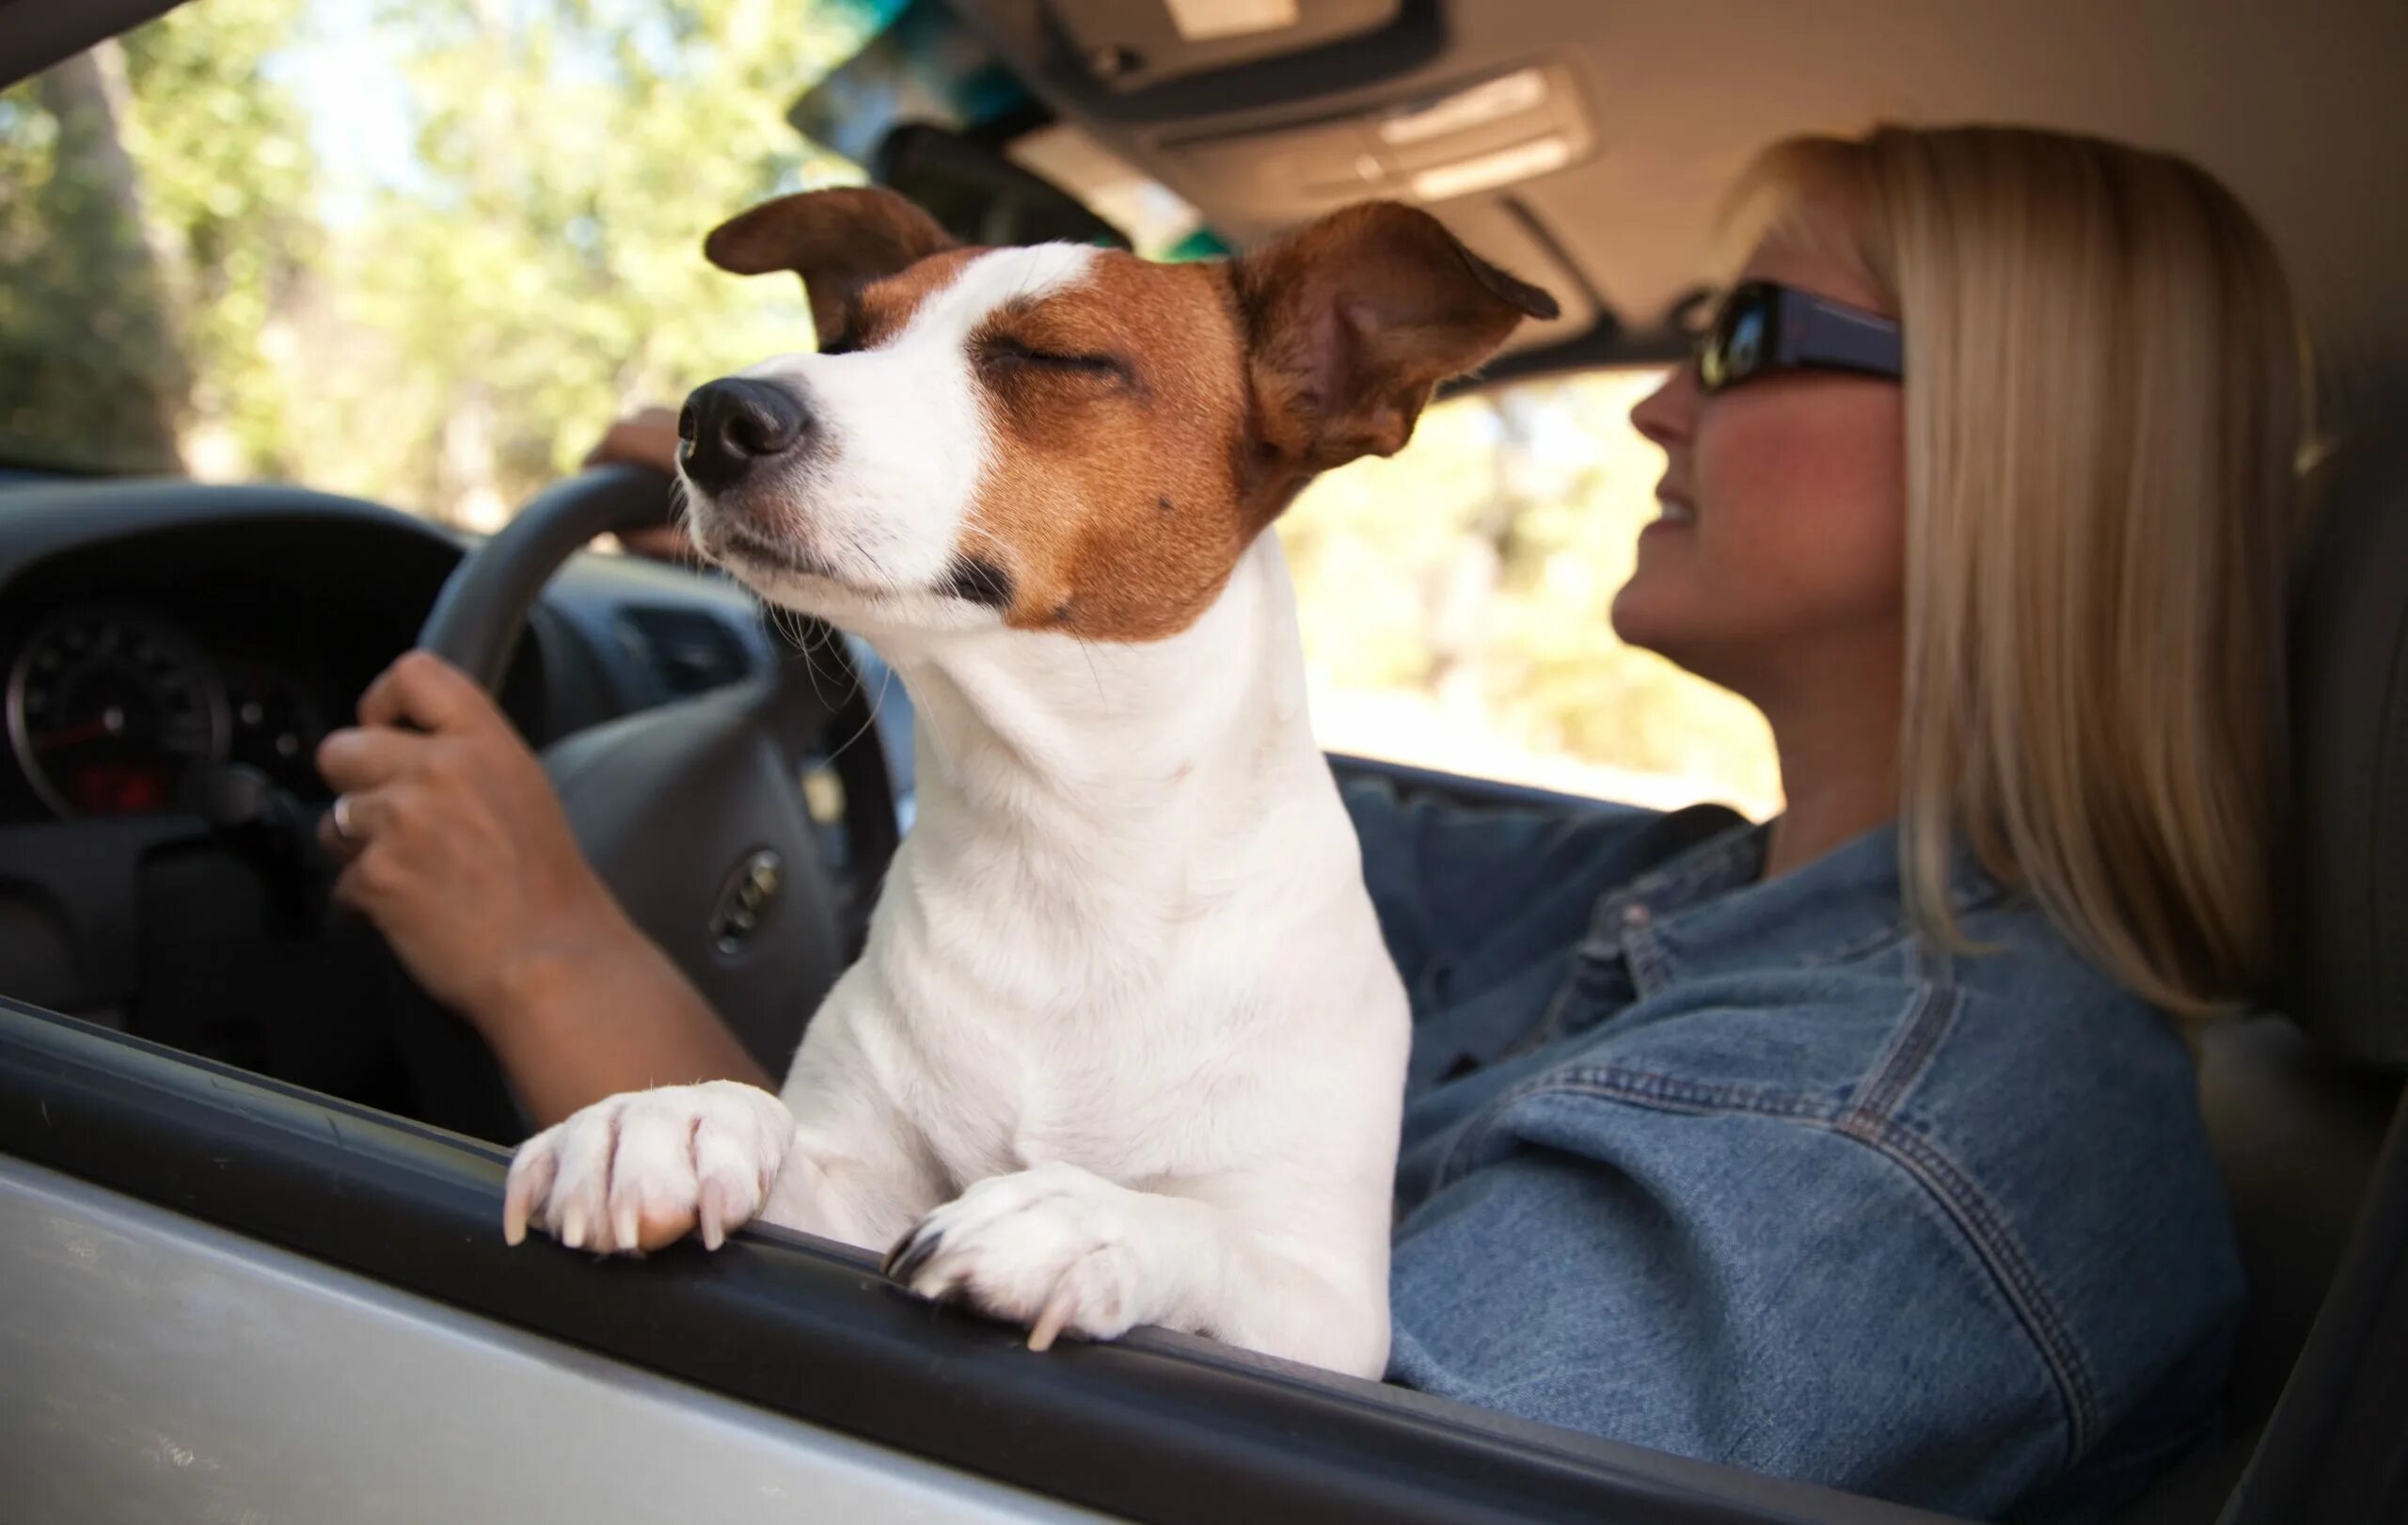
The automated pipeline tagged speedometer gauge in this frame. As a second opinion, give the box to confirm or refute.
[6,606,230,818]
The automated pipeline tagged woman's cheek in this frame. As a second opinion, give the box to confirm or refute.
[1704,401,1904,619]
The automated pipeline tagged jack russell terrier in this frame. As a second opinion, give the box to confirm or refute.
[501,186,1557,1377]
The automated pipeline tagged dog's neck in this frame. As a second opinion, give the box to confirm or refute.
[866,535,1320,854]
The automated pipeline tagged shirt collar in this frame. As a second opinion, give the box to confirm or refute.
[1590,817,2010,996]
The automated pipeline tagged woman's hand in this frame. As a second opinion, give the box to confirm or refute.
[585,405,696,563]
[585,404,682,475]
[316,651,776,1126]
[315,651,621,1027]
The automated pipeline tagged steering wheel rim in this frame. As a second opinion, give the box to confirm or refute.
[419,465,675,689]
[387,466,897,1140]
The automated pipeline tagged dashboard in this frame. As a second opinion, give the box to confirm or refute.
[0,478,864,826]
[0,476,923,1029]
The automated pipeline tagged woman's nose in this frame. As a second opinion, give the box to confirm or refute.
[1629,363,1699,450]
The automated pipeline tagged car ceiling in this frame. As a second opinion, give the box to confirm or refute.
[954,0,2408,417]
[9,2,2399,414]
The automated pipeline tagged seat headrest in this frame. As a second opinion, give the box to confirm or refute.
[2282,403,2408,1068]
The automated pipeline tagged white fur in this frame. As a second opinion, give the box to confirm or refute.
[506,247,1409,1378]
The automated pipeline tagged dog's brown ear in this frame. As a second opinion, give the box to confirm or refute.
[705,187,958,349]
[1232,201,1558,474]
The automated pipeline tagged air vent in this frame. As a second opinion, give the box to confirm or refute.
[616,607,754,697]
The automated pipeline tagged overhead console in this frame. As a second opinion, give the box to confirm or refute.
[952,0,1605,358]
[977,0,1450,119]
[1159,63,1592,226]
[1039,0,1414,95]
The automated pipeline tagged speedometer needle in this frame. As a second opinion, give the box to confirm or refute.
[32,707,127,750]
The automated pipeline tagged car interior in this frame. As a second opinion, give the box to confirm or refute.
[2,1,2404,1521]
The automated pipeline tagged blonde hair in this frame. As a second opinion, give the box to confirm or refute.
[1729,125,2309,1016]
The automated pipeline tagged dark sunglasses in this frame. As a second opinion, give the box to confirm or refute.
[1694,279,1903,394]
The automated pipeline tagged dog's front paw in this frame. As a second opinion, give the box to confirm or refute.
[884,1163,1155,1351]
[503,1080,795,1255]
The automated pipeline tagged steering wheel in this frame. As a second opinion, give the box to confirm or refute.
[386,465,900,1141]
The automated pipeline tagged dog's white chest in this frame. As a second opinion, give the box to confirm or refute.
[912,981,1264,1191]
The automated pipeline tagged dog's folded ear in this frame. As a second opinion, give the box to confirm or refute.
[1232,202,1559,473]
[705,187,958,351]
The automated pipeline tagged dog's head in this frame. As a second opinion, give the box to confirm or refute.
[679,186,1557,643]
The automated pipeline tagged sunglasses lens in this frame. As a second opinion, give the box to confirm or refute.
[1708,288,1770,393]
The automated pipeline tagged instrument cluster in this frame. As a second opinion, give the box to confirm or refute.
[5,601,331,819]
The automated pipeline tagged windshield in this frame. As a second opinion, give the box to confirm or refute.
[0,0,1776,812]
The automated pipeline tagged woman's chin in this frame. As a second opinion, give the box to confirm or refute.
[1608,580,1687,657]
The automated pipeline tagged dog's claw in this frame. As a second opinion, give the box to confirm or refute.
[698,1179,728,1251]
[887,1227,943,1287]
[1028,1286,1077,1353]
[879,1223,920,1278]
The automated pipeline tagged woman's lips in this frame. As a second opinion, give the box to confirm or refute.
[1652,476,1695,524]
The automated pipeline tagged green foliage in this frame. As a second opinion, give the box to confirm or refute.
[119,0,324,477]
[309,0,876,518]
[0,0,874,514]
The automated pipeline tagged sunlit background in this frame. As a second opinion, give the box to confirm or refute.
[0,0,1779,818]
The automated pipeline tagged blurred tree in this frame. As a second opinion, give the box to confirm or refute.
[0,0,874,518]
[0,43,188,473]
[307,0,876,524]
[0,0,320,476]
[115,0,325,480]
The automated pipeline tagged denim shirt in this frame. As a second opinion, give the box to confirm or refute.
[1349,779,2242,1524]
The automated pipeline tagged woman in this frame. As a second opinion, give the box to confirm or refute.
[316,124,2307,1520]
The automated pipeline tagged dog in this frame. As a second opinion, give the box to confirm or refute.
[500,186,1557,1376]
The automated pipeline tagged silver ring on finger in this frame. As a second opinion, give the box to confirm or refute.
[332,792,359,843]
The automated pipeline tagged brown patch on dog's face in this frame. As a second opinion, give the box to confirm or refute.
[964,254,1258,641]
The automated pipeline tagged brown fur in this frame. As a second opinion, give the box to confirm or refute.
[1229,201,1560,473]
[705,187,958,346]
[974,256,1257,641]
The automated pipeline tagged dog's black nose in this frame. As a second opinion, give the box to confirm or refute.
[679,378,810,491]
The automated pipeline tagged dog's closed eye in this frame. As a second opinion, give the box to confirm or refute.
[976,335,1133,386]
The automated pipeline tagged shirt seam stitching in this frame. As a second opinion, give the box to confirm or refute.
[1844,976,1956,1133]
